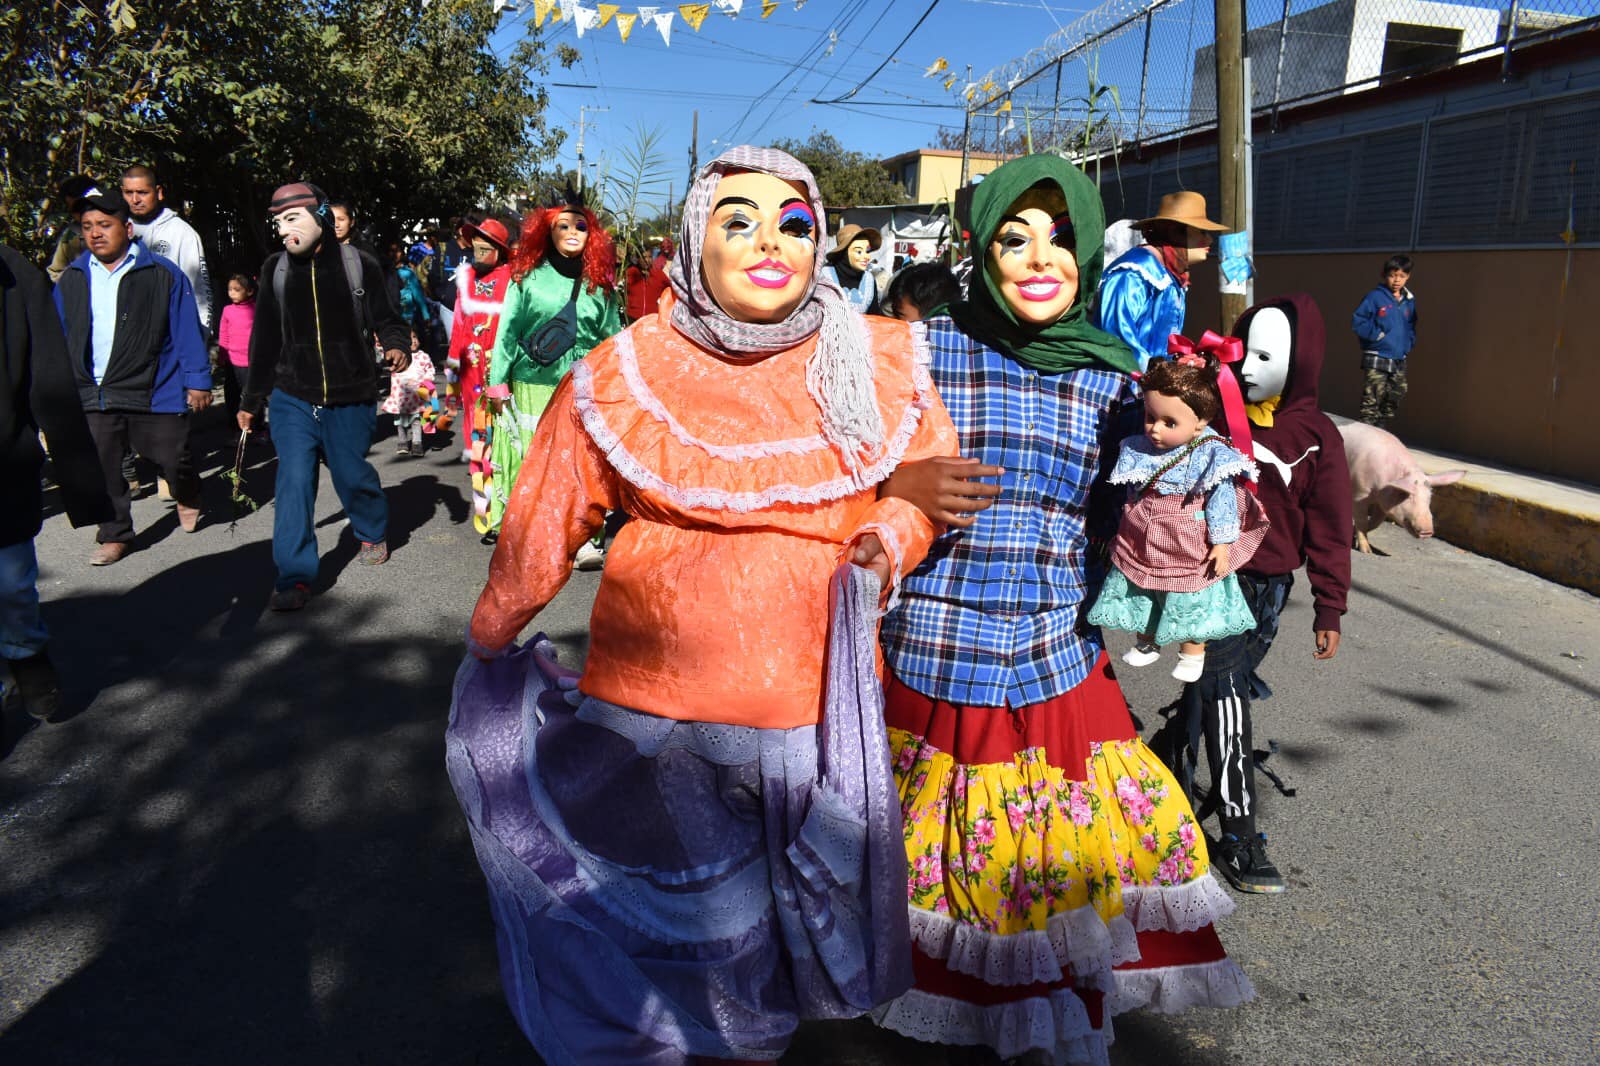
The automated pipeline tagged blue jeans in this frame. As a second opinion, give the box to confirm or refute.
[0,539,49,660]
[269,389,388,591]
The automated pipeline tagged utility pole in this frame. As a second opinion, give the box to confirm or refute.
[1215,0,1247,328]
[688,110,699,191]
[576,104,610,193]
[959,65,974,186]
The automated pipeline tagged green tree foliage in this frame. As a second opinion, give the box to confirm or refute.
[1,0,576,267]
[772,131,908,209]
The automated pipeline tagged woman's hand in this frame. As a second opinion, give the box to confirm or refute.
[850,533,893,589]
[1205,542,1231,579]
[879,456,1004,528]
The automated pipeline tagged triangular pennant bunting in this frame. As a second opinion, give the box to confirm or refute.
[996,98,1012,113]
[596,2,618,27]
[762,0,778,15]
[714,0,743,14]
[616,9,638,38]
[654,10,674,44]
[943,73,958,90]
[679,3,710,29]
[533,0,555,25]
[924,57,948,77]
[575,4,599,35]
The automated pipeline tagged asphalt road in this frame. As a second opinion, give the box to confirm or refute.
[3,411,1598,1065]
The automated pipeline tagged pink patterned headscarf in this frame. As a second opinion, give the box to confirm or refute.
[668,146,884,472]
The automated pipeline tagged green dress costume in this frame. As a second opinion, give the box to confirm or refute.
[483,259,621,531]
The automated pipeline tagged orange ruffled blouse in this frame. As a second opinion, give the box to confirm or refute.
[469,302,959,730]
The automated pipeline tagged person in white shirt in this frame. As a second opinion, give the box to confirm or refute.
[121,165,213,337]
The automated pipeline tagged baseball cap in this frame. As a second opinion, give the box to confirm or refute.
[63,176,130,220]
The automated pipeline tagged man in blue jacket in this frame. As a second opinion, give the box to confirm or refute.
[1351,255,1416,428]
[54,183,211,565]
[1096,191,1228,370]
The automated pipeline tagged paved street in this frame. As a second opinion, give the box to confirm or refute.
[3,412,1598,1065]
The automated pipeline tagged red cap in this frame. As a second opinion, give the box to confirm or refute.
[463,217,511,253]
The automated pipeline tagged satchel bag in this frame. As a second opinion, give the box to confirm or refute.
[520,272,584,367]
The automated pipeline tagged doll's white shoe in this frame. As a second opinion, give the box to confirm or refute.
[1172,652,1205,683]
[1122,641,1161,668]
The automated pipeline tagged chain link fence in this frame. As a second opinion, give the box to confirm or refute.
[964,0,1600,157]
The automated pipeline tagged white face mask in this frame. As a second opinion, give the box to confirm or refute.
[274,207,323,257]
[1242,306,1292,403]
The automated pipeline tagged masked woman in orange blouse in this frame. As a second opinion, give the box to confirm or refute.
[447,146,959,1065]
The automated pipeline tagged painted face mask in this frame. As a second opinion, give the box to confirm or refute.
[1242,305,1292,403]
[273,207,324,257]
[701,170,818,324]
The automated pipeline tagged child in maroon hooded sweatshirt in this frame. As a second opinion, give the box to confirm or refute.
[1171,293,1352,895]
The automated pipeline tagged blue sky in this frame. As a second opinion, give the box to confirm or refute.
[488,0,1083,208]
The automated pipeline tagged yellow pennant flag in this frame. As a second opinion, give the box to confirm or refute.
[924,57,949,78]
[596,3,618,27]
[616,10,638,39]
[943,73,958,91]
[533,0,555,25]
[980,80,996,94]
[762,0,778,15]
[997,98,1012,113]
[679,2,710,30]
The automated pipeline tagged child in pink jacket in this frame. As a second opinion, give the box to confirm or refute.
[216,274,256,420]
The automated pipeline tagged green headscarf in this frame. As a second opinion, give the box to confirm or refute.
[949,154,1139,376]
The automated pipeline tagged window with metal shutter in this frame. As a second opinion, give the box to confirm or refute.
[1349,126,1423,247]
[1418,110,1528,245]
[1522,96,1600,244]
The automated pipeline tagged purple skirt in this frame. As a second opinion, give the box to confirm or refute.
[445,566,913,1065]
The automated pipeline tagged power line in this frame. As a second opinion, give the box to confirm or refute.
[815,0,943,104]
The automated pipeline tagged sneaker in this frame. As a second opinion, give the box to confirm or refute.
[1122,641,1161,668]
[480,530,499,546]
[1172,652,1205,683]
[270,583,312,612]
[396,442,412,456]
[1215,833,1287,894]
[359,540,390,566]
[90,541,131,566]
[574,541,605,571]
[7,652,62,722]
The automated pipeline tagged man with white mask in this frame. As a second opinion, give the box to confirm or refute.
[239,182,410,612]
[1169,293,1351,895]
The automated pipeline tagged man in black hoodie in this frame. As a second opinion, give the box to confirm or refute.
[1173,293,1352,894]
[239,182,409,612]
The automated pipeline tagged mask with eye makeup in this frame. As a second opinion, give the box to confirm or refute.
[701,171,819,324]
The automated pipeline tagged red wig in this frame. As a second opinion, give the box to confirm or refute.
[508,206,617,293]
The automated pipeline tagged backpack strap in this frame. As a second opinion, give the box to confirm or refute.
[273,246,373,346]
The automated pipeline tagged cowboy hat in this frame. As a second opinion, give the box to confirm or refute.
[1136,191,1228,233]
[462,217,512,253]
[830,223,882,255]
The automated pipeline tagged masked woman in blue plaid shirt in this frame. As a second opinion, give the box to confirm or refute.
[869,155,1253,1063]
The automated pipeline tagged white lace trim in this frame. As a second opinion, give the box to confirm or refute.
[906,902,1140,990]
[1119,875,1237,934]
[1106,957,1255,1016]
[1106,434,1258,493]
[571,357,931,514]
[615,328,828,459]
[871,987,1111,1066]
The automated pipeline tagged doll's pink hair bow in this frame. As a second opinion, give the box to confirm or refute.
[1167,331,1255,484]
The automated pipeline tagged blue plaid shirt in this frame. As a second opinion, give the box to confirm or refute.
[882,314,1139,708]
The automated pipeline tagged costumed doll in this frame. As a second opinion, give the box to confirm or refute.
[483,192,621,553]
[446,146,962,1065]
[821,223,883,314]
[1088,351,1268,683]
[445,217,513,528]
[1167,294,1351,895]
[871,155,1253,1065]
[1095,191,1227,370]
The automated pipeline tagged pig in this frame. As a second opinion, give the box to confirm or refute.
[1337,422,1466,553]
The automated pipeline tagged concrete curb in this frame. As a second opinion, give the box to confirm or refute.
[1414,453,1600,597]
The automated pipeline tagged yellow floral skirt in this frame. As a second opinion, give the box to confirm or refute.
[871,657,1253,1065]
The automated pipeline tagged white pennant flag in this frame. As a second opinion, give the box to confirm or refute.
[654,10,675,44]
[636,4,658,21]
[714,0,743,15]
[575,4,600,34]
[559,0,578,21]
[492,0,509,11]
